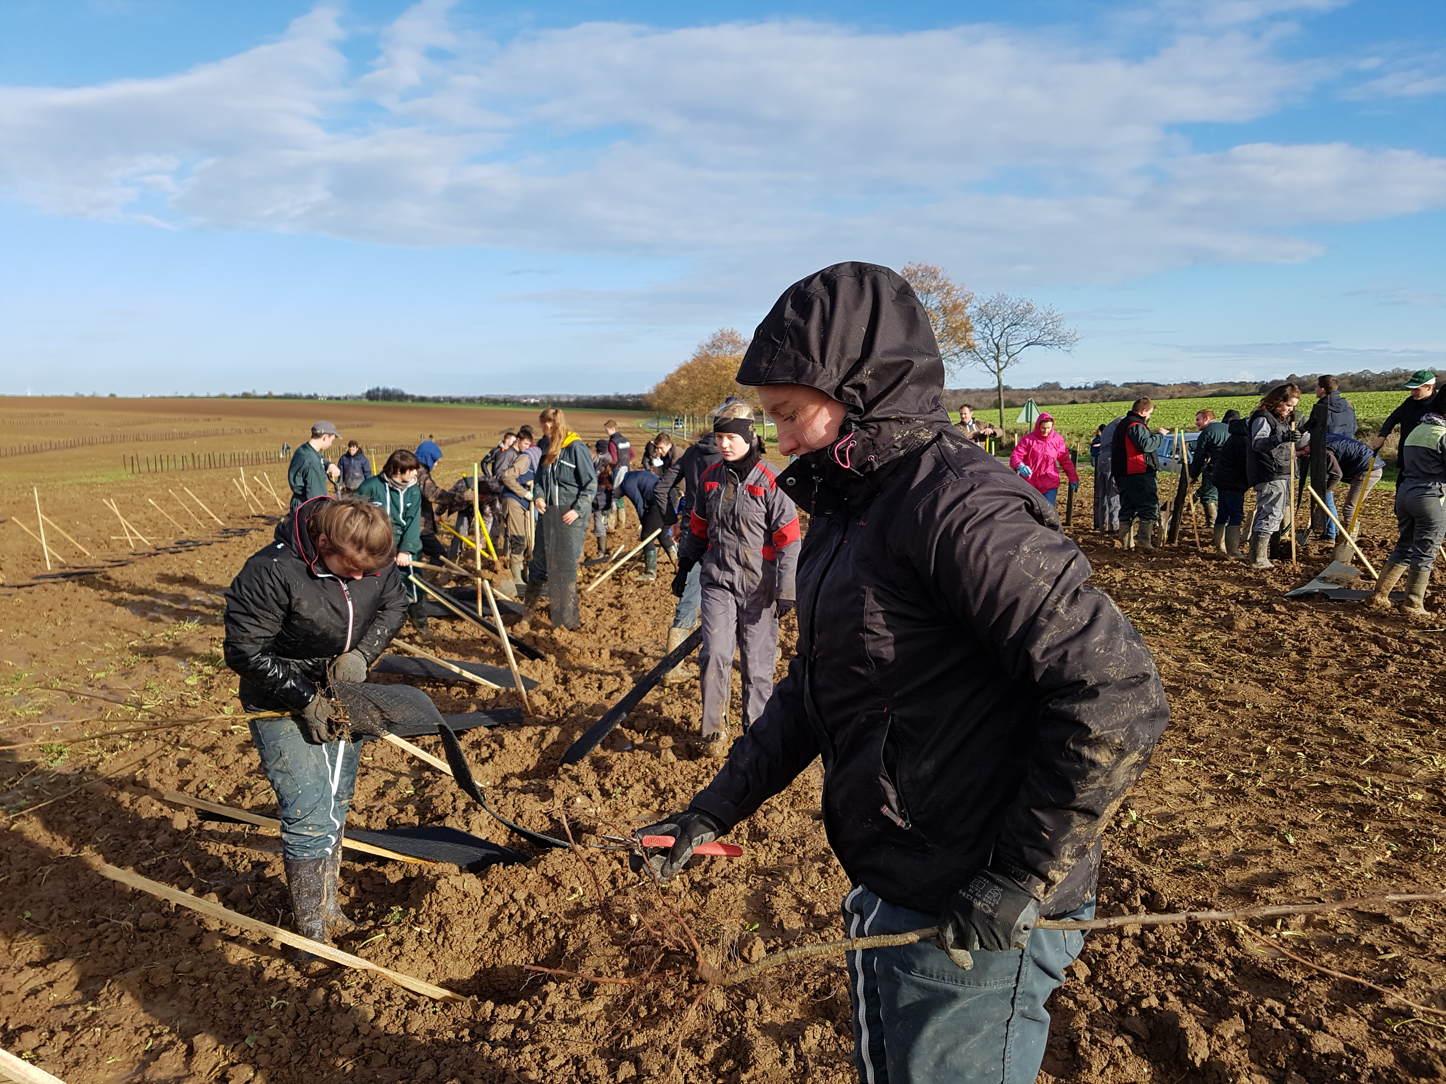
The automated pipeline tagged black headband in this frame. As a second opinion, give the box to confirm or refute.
[713,417,754,438]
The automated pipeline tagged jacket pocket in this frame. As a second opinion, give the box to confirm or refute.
[876,714,932,849]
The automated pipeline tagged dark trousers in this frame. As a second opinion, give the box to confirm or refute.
[843,884,1093,1084]
[1115,473,1159,523]
[527,509,587,629]
[1216,488,1246,527]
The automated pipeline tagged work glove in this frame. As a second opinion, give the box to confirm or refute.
[671,565,693,598]
[1068,481,1079,492]
[1016,464,1032,479]
[937,868,1041,966]
[328,650,368,685]
[776,598,795,614]
[299,694,337,744]
[629,808,728,883]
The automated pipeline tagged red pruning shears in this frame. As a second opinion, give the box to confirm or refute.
[599,833,743,858]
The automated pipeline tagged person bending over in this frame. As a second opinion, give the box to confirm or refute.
[635,263,1168,1084]
[223,497,406,957]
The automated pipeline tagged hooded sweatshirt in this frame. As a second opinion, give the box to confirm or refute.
[224,496,407,713]
[355,472,422,557]
[1009,414,1079,494]
[690,262,1169,916]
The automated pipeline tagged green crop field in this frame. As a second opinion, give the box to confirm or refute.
[985,390,1410,440]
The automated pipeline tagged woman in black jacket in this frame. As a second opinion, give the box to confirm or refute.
[223,497,407,954]
[634,264,1169,1084]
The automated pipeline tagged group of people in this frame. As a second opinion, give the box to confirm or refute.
[236,262,1182,1083]
[1080,371,1445,614]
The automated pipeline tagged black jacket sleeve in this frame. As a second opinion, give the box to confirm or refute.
[353,569,408,664]
[652,450,687,522]
[920,484,1169,900]
[223,560,318,712]
[691,653,819,830]
[1379,402,1406,439]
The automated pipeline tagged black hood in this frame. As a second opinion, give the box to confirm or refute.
[736,263,951,482]
[273,496,331,578]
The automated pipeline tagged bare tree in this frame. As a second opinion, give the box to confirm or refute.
[963,293,1081,426]
[901,263,975,371]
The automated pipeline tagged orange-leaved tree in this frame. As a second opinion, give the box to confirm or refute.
[901,263,975,373]
[646,328,758,435]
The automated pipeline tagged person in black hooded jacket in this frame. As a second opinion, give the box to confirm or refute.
[223,496,407,958]
[632,263,1169,1084]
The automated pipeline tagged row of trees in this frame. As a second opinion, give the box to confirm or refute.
[644,265,1080,427]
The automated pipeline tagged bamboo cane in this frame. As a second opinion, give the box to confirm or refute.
[1180,439,1202,551]
[1304,485,1379,579]
[232,476,262,515]
[148,497,187,534]
[159,790,429,864]
[410,559,479,578]
[109,501,153,548]
[33,488,51,571]
[105,498,136,549]
[484,579,533,716]
[0,1046,65,1084]
[239,472,266,513]
[168,488,205,530]
[381,731,453,776]
[1287,448,1298,568]
[474,463,485,614]
[183,485,224,525]
[38,511,93,559]
[390,637,503,689]
[260,471,284,507]
[254,475,284,512]
[93,862,462,1002]
[11,518,67,564]
[585,528,661,593]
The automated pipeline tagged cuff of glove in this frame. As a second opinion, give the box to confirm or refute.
[687,793,740,836]
[987,854,1046,901]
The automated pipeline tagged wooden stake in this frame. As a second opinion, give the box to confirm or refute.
[93,862,463,1002]
[390,638,503,689]
[33,488,51,571]
[1179,438,1202,551]
[102,499,136,550]
[168,488,205,530]
[484,579,533,716]
[474,462,485,615]
[0,1046,66,1084]
[104,500,152,548]
[1304,484,1379,579]
[158,790,429,864]
[183,485,224,525]
[39,512,94,558]
[409,575,510,650]
[381,731,454,776]
[148,497,188,534]
[11,518,67,564]
[585,528,661,593]
[232,477,262,515]
[254,475,284,513]
[259,471,285,509]
[1288,446,1298,568]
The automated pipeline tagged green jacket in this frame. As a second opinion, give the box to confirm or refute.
[287,443,330,507]
[535,432,598,516]
[355,475,422,557]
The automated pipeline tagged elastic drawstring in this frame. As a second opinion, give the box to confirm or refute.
[832,433,857,471]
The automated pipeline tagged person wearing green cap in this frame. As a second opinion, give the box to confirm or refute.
[1373,371,1444,476]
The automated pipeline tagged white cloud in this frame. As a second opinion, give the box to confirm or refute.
[0,0,1442,297]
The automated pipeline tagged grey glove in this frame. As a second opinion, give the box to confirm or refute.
[937,867,1041,966]
[629,808,728,883]
[328,650,368,685]
[299,694,337,744]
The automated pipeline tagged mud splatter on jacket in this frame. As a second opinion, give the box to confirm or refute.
[690,262,1169,917]
[224,497,407,713]
[678,457,799,605]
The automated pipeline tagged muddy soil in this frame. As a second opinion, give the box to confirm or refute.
[3,468,1446,1084]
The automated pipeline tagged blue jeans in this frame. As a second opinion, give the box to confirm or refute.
[671,561,703,630]
[249,714,361,861]
[1040,488,1058,507]
[1217,488,1245,527]
[844,884,1092,1084]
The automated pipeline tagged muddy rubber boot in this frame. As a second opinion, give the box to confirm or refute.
[595,531,607,560]
[1111,519,1134,549]
[1400,567,1431,616]
[662,626,692,685]
[493,575,518,601]
[509,556,527,593]
[406,601,430,640]
[1211,523,1227,555]
[556,582,582,631]
[1370,562,1407,608]
[1248,531,1273,569]
[639,548,657,582]
[1224,525,1244,560]
[1202,500,1217,529]
[284,857,330,966]
[322,843,358,937]
[1137,520,1156,553]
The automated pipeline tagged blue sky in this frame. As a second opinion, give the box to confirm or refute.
[1,0,1444,397]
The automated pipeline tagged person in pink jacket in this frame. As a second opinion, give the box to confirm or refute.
[1010,413,1080,506]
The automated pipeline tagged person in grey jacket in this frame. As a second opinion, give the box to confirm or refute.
[634,262,1168,1084]
[674,413,799,752]
[524,408,597,630]
[1372,412,1446,614]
